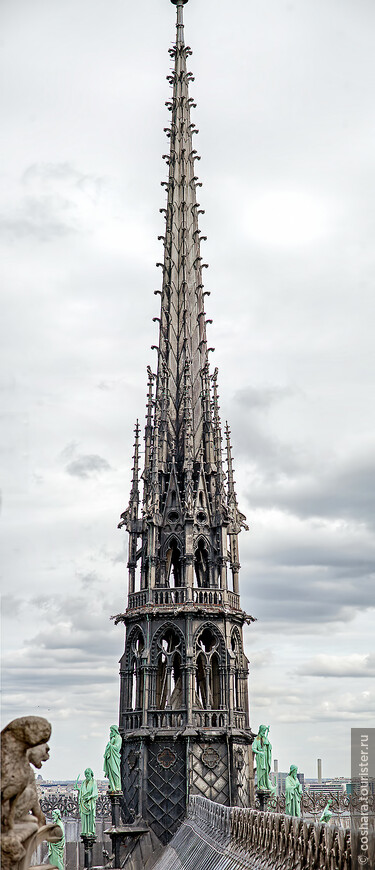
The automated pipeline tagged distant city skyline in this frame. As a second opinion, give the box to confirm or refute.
[2,0,374,779]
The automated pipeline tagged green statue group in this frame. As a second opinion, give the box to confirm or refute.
[74,725,122,835]
[252,724,332,822]
[48,725,122,868]
[49,721,332,868]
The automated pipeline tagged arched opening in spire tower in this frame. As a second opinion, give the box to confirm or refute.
[194,627,222,710]
[194,538,209,587]
[155,628,183,710]
[165,538,182,587]
[130,633,144,711]
[231,630,242,710]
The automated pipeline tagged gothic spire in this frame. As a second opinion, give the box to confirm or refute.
[154,0,210,468]
[116,5,255,839]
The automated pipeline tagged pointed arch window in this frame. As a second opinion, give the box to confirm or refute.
[194,627,222,710]
[156,628,182,710]
[231,630,242,711]
[165,538,182,587]
[194,538,209,587]
[129,633,144,711]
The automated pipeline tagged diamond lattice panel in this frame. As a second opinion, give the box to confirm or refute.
[121,741,140,821]
[233,744,251,807]
[190,741,229,804]
[146,741,186,845]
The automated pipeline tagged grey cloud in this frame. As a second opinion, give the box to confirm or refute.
[77,571,101,588]
[247,450,375,529]
[1,162,104,243]
[234,384,296,412]
[229,400,307,479]
[252,681,375,725]
[1,595,24,618]
[28,629,120,658]
[0,195,78,242]
[111,550,127,565]
[22,162,104,200]
[297,653,375,678]
[2,592,123,704]
[65,454,111,478]
[248,649,274,668]
[59,441,80,462]
[28,593,122,634]
[241,561,375,627]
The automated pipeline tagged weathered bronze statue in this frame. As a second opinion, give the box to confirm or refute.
[75,768,98,836]
[252,725,275,791]
[285,764,303,817]
[104,725,122,792]
[48,810,65,870]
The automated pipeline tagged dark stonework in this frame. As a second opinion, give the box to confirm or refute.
[114,0,255,845]
[80,834,96,870]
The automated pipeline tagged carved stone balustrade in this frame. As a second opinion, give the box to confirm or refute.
[127,585,241,613]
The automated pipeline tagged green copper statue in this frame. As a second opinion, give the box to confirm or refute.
[103,725,122,792]
[252,725,275,791]
[75,768,98,836]
[319,799,333,824]
[285,764,303,817]
[48,809,65,870]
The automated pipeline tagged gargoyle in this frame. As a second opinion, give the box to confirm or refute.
[1,716,61,870]
[14,741,50,827]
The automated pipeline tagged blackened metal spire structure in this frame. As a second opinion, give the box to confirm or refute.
[115,0,255,845]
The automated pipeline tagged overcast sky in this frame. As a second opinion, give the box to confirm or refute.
[1,0,374,783]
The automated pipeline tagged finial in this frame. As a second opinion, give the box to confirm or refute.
[171,0,188,45]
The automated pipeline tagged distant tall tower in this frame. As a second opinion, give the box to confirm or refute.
[115,0,255,844]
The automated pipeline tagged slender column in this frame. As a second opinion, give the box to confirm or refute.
[185,553,194,599]
[186,663,193,724]
[219,667,225,710]
[138,740,145,816]
[80,835,96,870]
[107,792,124,869]
[165,666,172,708]
[205,664,211,709]
[142,666,149,726]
